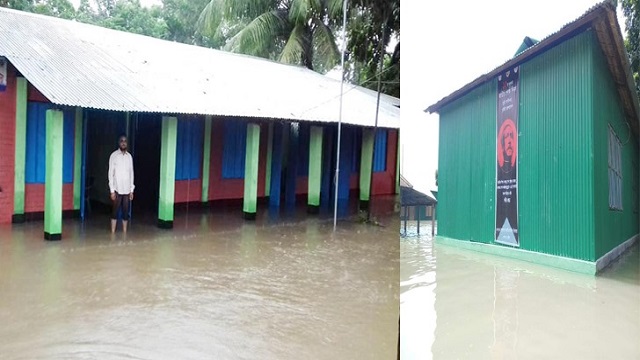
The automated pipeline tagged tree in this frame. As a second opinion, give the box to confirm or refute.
[622,0,640,94]
[198,0,342,72]
[0,0,34,11]
[100,0,168,39]
[162,0,218,46]
[346,0,399,96]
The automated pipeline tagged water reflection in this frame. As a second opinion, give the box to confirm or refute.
[401,222,640,359]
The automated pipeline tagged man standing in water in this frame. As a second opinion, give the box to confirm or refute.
[108,134,135,233]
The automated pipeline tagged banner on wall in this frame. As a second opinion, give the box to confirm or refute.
[495,66,519,247]
[0,57,6,92]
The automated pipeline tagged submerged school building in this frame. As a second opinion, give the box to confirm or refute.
[426,1,639,274]
[0,7,400,239]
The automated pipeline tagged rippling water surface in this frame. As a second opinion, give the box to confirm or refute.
[0,201,399,359]
[401,222,640,359]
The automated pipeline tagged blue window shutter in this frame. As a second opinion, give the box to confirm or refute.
[26,102,44,183]
[26,103,75,184]
[373,129,387,172]
[190,119,204,179]
[175,117,203,181]
[175,118,187,180]
[222,120,247,179]
[62,109,74,184]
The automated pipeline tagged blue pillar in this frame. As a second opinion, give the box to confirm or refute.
[321,125,334,210]
[338,126,353,201]
[80,110,88,221]
[285,123,299,206]
[269,123,284,208]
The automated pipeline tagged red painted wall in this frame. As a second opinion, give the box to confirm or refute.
[177,120,397,204]
[206,119,268,201]
[28,83,49,103]
[371,128,398,195]
[24,183,74,213]
[174,179,202,203]
[23,80,74,215]
[0,64,17,224]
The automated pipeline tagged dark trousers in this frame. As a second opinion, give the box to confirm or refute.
[111,193,130,221]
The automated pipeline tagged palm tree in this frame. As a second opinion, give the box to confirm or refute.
[198,0,343,72]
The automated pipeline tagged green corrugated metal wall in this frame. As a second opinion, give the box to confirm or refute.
[437,30,637,261]
[592,32,639,259]
[518,31,595,261]
[438,81,496,244]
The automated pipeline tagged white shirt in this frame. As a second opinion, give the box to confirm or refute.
[108,149,135,195]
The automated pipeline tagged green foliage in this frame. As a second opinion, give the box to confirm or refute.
[198,0,342,71]
[162,0,218,46]
[345,0,399,97]
[622,0,640,94]
[100,0,168,38]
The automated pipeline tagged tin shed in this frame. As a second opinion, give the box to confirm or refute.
[426,1,639,274]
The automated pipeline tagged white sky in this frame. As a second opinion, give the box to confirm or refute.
[401,0,626,195]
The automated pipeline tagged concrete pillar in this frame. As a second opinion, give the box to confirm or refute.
[201,115,212,204]
[396,131,400,194]
[158,116,177,229]
[44,109,64,240]
[12,77,27,223]
[285,123,299,206]
[73,107,83,212]
[359,128,375,209]
[307,126,323,213]
[265,123,273,198]
[243,123,261,219]
[269,123,284,207]
[338,126,353,201]
[320,126,334,209]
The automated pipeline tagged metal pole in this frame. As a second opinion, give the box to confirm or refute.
[367,23,387,223]
[333,0,348,231]
[403,206,407,235]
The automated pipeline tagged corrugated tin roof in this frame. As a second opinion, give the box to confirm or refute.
[425,0,640,135]
[0,7,399,129]
[400,186,437,206]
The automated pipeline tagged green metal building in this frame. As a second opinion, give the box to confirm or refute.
[426,1,639,274]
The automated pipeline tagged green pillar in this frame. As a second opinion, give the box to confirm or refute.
[307,126,323,213]
[359,128,375,208]
[243,123,261,220]
[201,115,212,204]
[44,109,64,241]
[73,107,83,211]
[158,116,177,229]
[265,123,273,198]
[12,77,27,223]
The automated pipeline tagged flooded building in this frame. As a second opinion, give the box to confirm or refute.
[426,2,639,274]
[0,8,400,238]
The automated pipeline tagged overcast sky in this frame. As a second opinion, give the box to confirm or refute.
[401,0,626,194]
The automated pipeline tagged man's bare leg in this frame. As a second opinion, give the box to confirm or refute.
[111,219,117,233]
[123,220,128,234]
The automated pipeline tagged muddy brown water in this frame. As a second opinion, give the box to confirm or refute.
[401,223,640,360]
[0,200,399,359]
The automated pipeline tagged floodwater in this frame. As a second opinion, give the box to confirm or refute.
[0,199,399,359]
[401,222,640,360]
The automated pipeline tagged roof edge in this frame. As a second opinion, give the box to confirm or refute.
[425,1,615,114]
